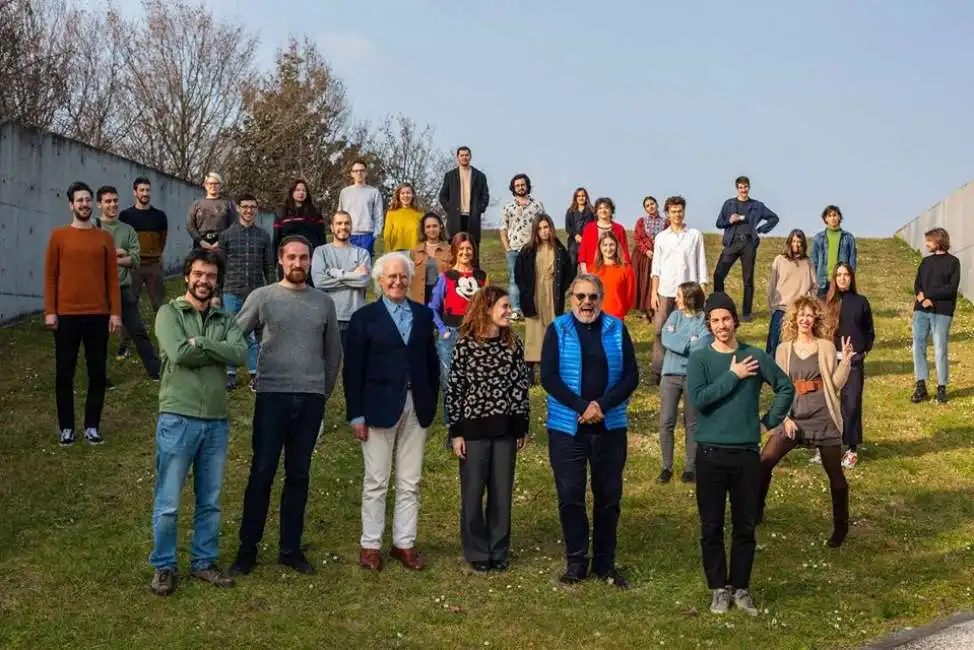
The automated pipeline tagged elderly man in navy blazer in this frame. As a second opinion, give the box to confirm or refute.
[343,252,440,572]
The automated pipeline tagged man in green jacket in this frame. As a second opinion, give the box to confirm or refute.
[96,186,160,379]
[148,249,247,597]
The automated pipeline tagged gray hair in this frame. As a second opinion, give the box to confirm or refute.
[569,273,604,298]
[372,252,415,292]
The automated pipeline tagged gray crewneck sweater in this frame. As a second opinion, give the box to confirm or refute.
[310,243,371,322]
[235,283,342,397]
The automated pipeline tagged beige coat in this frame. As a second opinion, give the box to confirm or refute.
[775,339,851,433]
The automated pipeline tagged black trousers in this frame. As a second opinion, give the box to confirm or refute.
[695,444,761,590]
[238,392,326,557]
[548,429,627,576]
[120,286,161,378]
[458,437,518,563]
[713,237,757,317]
[841,358,865,448]
[54,315,109,431]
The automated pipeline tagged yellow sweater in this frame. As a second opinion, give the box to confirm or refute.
[383,208,422,252]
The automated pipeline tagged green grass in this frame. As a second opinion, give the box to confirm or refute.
[1,232,972,650]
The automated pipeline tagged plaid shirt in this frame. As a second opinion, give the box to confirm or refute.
[219,222,276,297]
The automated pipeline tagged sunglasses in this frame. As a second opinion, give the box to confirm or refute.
[573,293,599,302]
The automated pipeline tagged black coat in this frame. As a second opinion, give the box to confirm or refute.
[514,241,575,319]
[438,167,489,241]
[564,208,594,260]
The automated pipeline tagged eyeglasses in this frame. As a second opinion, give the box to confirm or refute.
[573,293,600,302]
[351,168,366,173]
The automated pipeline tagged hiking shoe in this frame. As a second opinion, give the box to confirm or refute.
[681,471,696,484]
[190,565,234,587]
[656,469,673,484]
[228,548,257,577]
[809,449,822,464]
[733,588,759,616]
[83,428,104,445]
[470,561,491,573]
[150,568,177,596]
[279,552,316,575]
[225,377,237,392]
[248,376,257,393]
[599,568,631,590]
[558,563,588,585]
[841,450,859,470]
[935,385,947,404]
[710,588,731,614]
[59,428,76,447]
[910,380,928,403]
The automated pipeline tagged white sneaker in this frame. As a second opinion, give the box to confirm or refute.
[841,450,859,469]
[83,428,104,445]
[710,588,731,614]
[733,588,759,616]
[809,450,822,464]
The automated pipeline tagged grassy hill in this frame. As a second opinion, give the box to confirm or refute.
[1,232,972,650]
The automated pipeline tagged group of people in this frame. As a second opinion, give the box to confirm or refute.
[41,151,962,616]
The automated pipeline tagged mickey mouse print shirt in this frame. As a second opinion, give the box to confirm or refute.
[429,268,489,335]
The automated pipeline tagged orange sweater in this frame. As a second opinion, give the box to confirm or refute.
[44,226,121,317]
[595,263,634,319]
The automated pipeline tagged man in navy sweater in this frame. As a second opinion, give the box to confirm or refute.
[713,176,779,321]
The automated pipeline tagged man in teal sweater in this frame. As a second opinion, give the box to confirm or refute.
[686,292,794,616]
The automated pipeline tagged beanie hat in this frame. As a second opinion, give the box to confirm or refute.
[703,291,739,326]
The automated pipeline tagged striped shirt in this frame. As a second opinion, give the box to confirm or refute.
[219,222,276,297]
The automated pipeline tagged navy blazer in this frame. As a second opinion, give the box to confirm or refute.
[343,298,440,429]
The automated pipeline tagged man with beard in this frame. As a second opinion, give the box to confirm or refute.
[540,274,639,589]
[438,146,490,246]
[310,210,371,348]
[499,173,545,320]
[149,249,247,596]
[228,235,343,576]
[44,181,123,446]
[95,185,161,380]
[686,292,793,616]
[117,176,169,359]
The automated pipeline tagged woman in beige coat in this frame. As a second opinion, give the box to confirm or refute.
[758,296,855,547]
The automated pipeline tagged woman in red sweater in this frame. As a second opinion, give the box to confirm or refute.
[592,231,634,319]
[578,197,631,273]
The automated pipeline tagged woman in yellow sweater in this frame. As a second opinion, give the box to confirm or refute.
[383,183,423,251]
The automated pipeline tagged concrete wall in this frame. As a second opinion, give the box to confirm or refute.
[0,121,277,324]
[896,180,974,299]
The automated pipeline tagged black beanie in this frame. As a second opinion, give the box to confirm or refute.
[703,291,739,326]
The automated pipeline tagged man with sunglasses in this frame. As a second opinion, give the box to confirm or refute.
[540,274,639,589]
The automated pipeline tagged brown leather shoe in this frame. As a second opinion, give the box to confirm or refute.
[390,546,425,571]
[359,548,383,571]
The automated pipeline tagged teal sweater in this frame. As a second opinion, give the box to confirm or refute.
[686,342,794,446]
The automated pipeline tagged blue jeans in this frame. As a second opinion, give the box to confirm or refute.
[912,311,952,385]
[150,414,230,571]
[437,327,459,424]
[350,233,375,259]
[505,250,521,311]
[766,309,785,355]
[222,293,259,376]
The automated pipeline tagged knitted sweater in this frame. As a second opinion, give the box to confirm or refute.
[445,335,530,440]
[768,255,816,312]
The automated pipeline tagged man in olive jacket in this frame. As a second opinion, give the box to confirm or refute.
[148,249,247,597]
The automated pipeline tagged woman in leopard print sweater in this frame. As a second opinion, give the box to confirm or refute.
[445,285,530,573]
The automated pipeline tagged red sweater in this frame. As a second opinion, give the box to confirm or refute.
[44,226,121,316]
[594,263,634,319]
[578,221,631,269]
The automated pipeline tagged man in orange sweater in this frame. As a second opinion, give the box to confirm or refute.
[44,181,123,447]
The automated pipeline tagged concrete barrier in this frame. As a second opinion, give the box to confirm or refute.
[0,121,276,324]
[895,179,974,299]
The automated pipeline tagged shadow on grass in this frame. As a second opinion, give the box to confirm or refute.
[872,329,974,351]
[869,426,974,459]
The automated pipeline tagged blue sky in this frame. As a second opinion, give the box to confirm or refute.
[117,0,974,236]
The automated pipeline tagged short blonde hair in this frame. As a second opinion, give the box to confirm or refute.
[204,172,223,184]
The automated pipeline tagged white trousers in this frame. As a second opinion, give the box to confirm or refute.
[360,391,428,550]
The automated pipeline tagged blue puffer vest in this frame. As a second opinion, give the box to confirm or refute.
[546,312,628,435]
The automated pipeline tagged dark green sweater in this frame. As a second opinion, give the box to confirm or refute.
[686,342,794,446]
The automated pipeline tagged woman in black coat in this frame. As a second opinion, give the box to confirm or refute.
[564,187,594,269]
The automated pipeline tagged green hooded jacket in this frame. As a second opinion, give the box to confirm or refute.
[96,217,141,287]
[154,296,247,419]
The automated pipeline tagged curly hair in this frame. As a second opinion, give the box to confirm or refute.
[459,285,515,348]
[781,295,832,342]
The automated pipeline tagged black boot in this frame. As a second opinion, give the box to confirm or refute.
[826,485,849,548]
[910,380,928,403]
[527,363,537,387]
[935,385,947,404]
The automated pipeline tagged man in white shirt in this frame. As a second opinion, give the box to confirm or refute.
[337,160,384,259]
[650,195,708,384]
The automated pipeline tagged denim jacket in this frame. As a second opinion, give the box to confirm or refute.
[811,228,857,289]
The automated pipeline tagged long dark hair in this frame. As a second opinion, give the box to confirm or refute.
[567,187,593,214]
[824,262,857,328]
[420,212,447,243]
[282,179,318,216]
[783,229,808,260]
[524,213,563,251]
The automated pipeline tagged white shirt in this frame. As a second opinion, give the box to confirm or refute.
[651,227,708,298]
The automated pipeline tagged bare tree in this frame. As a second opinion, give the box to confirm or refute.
[224,37,370,211]
[115,0,257,181]
[0,0,73,128]
[370,114,453,212]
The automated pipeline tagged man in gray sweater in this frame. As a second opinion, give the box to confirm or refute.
[229,235,343,576]
[311,210,372,347]
[337,160,384,258]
